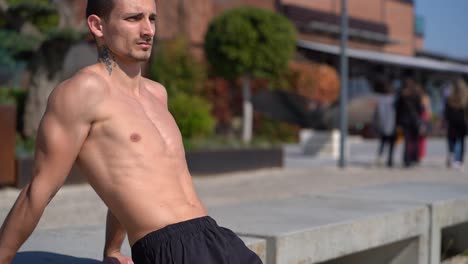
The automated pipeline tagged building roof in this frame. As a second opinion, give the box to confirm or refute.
[298,39,468,74]
[283,4,389,39]
[305,21,397,44]
[416,50,468,65]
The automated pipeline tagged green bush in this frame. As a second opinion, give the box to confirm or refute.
[0,87,28,134]
[0,87,17,105]
[7,0,59,31]
[7,0,49,4]
[255,115,299,143]
[0,30,41,56]
[168,93,215,141]
[204,7,297,80]
[0,49,16,69]
[0,0,69,71]
[149,37,206,96]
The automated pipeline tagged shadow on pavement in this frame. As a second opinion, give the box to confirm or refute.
[14,252,101,264]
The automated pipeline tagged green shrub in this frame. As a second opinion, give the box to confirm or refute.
[149,37,206,96]
[168,93,215,141]
[0,87,28,134]
[0,49,16,69]
[0,87,17,105]
[255,115,299,143]
[204,7,297,80]
[0,30,41,56]
[0,0,69,71]
[7,1,59,31]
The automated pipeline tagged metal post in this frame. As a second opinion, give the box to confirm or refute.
[338,0,349,168]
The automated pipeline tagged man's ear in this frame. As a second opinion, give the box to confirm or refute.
[88,15,104,38]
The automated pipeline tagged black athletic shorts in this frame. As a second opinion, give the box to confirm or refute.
[131,216,263,264]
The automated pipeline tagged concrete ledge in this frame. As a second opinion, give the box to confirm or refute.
[242,236,267,263]
[15,225,266,264]
[210,195,429,264]
[324,182,468,264]
[16,226,131,263]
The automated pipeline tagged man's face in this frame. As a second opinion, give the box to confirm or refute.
[102,0,157,62]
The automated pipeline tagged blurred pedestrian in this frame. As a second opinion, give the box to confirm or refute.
[396,78,423,167]
[374,81,396,167]
[417,84,432,162]
[444,78,468,169]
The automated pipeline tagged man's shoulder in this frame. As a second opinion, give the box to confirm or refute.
[143,78,168,99]
[53,67,109,100]
[143,78,166,92]
[67,66,110,93]
[48,66,109,115]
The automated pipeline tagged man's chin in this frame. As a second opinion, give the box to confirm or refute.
[131,55,151,62]
[136,52,152,61]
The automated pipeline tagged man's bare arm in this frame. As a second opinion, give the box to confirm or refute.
[103,210,134,264]
[104,210,126,256]
[0,77,97,263]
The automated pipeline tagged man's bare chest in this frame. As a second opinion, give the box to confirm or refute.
[90,94,183,152]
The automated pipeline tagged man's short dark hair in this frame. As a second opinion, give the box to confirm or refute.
[86,0,116,21]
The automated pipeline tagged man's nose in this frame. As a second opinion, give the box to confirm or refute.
[141,19,155,38]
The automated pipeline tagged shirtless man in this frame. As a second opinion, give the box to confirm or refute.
[0,0,262,263]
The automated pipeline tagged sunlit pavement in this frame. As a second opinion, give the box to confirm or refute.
[0,138,465,230]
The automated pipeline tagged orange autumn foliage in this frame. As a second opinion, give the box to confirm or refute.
[288,61,340,105]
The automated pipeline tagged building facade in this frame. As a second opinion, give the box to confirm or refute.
[72,0,467,128]
[282,0,420,56]
[72,0,422,57]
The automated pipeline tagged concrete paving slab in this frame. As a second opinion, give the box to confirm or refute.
[323,182,468,264]
[209,194,429,264]
[14,225,266,264]
[15,225,130,263]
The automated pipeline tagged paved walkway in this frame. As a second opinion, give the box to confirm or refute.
[0,138,467,263]
[0,138,466,229]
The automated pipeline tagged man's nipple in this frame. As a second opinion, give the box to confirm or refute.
[130,133,142,142]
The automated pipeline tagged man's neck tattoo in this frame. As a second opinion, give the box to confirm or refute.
[98,46,116,76]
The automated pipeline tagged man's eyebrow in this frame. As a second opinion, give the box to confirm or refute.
[122,12,158,17]
[122,12,143,17]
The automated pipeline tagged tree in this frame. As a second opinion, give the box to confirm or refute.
[204,7,296,143]
[0,0,82,137]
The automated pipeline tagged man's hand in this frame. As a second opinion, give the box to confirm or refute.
[103,252,134,264]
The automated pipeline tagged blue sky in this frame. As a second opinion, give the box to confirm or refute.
[415,0,468,59]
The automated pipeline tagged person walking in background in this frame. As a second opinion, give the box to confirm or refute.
[396,78,423,167]
[418,84,432,162]
[444,78,468,170]
[374,81,397,167]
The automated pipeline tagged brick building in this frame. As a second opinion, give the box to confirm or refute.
[73,0,468,117]
[283,0,420,56]
[72,1,423,56]
[149,0,421,55]
[73,0,467,71]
